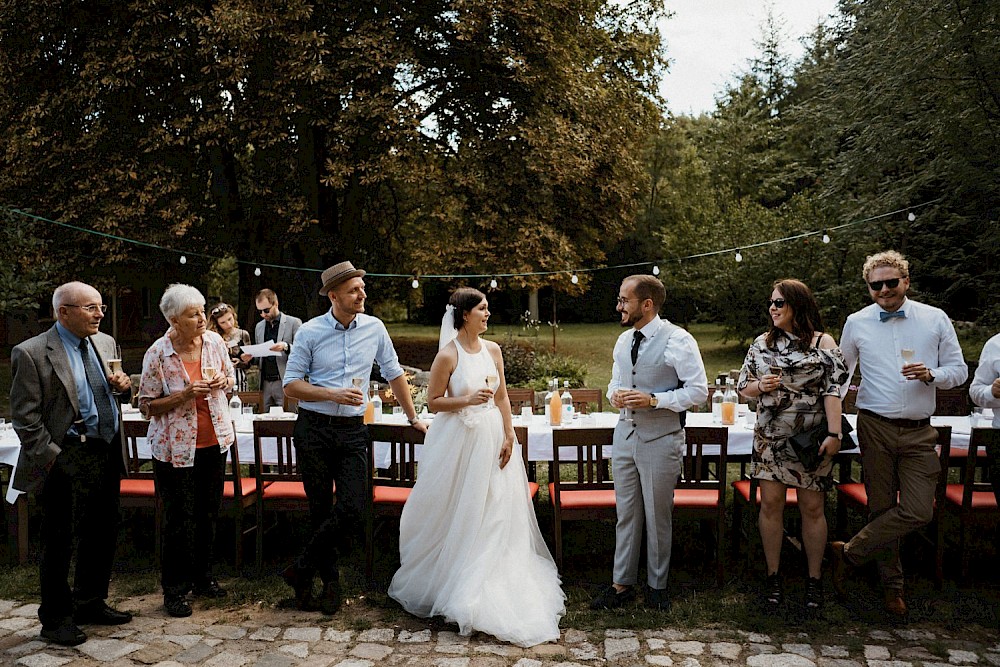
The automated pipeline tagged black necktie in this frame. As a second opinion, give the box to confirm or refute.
[79,338,116,441]
[631,330,644,366]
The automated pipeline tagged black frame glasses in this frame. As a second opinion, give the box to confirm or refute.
[766,299,786,308]
[867,278,901,291]
[66,304,108,314]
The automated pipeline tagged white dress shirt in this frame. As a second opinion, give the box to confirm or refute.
[970,333,1000,428]
[607,316,709,413]
[840,297,967,420]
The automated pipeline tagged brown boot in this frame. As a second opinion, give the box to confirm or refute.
[828,541,853,596]
[884,589,907,618]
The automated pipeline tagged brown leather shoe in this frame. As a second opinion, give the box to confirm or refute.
[884,590,907,618]
[828,540,852,596]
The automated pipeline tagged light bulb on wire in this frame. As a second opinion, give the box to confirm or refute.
[411,278,419,289]
[652,265,660,276]
[822,230,831,244]
[570,273,579,284]
[735,250,743,263]
[907,212,916,222]
[254,267,261,277]
[489,278,498,289]
[179,255,187,265]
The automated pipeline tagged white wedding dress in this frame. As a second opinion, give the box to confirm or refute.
[388,342,565,647]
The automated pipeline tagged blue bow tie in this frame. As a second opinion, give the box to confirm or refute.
[880,310,906,322]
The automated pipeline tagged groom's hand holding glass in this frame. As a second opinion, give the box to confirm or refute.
[329,386,366,406]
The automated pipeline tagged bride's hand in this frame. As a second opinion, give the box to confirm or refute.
[467,388,492,406]
[498,434,514,469]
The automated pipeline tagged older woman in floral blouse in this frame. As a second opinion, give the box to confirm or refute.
[139,284,235,618]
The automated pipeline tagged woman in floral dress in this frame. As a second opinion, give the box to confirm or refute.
[738,279,849,611]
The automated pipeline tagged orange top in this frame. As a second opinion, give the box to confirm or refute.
[182,359,218,448]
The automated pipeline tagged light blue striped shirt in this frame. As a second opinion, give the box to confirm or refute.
[283,311,405,417]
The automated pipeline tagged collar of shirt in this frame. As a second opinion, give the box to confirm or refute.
[875,296,909,320]
[634,315,663,342]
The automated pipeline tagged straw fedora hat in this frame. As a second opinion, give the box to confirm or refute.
[319,261,366,295]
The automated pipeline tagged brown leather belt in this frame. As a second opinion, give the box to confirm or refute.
[858,408,931,429]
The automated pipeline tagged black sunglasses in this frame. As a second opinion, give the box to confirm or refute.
[766,299,786,308]
[867,278,901,291]
[210,305,230,315]
[259,306,273,314]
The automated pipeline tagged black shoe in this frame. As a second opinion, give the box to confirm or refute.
[193,580,227,599]
[281,562,315,610]
[804,577,824,610]
[590,585,636,610]
[763,573,783,609]
[319,580,342,616]
[40,621,86,646]
[646,587,671,612]
[164,595,192,618]
[73,601,133,626]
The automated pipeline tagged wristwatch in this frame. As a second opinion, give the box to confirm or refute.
[827,431,842,440]
[649,395,658,408]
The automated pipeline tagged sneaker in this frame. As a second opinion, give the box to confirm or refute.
[763,573,783,608]
[590,585,636,610]
[804,577,824,610]
[164,595,192,618]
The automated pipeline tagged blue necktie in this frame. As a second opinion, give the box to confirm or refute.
[79,338,117,442]
[880,310,906,322]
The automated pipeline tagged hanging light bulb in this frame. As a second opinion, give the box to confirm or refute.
[735,250,743,263]
[179,255,187,265]
[652,265,660,276]
[489,277,498,289]
[822,230,831,244]
[254,266,261,277]
[570,273,579,284]
[411,278,419,289]
[907,212,916,222]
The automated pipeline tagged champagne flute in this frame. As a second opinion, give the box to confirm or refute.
[900,345,916,383]
[485,374,499,407]
[108,344,124,394]
[618,368,632,423]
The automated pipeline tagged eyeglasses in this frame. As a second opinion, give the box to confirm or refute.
[210,305,230,315]
[766,299,786,309]
[66,304,108,314]
[616,297,638,306]
[258,306,274,314]
[867,278,901,291]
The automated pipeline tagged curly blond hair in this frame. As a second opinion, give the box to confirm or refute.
[862,250,909,281]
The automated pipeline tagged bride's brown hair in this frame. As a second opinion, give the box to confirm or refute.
[450,288,487,331]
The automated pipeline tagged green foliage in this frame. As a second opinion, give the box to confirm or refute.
[499,335,536,387]
[528,352,588,391]
[0,209,54,313]
[205,256,239,306]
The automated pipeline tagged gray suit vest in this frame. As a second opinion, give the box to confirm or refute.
[616,323,685,441]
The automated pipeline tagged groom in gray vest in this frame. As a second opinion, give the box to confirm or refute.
[592,275,708,611]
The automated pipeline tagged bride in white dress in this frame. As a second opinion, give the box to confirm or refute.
[388,288,565,647]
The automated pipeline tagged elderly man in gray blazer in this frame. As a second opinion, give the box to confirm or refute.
[592,275,709,612]
[250,288,302,410]
[10,282,133,646]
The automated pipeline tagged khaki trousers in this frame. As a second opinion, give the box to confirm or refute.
[845,412,940,591]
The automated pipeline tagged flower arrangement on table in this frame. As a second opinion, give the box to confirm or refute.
[384,373,429,413]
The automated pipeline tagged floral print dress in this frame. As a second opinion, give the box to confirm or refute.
[737,332,849,491]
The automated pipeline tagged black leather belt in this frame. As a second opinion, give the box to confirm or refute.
[859,408,931,429]
[298,408,363,426]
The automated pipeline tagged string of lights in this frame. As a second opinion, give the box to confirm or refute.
[6,200,938,285]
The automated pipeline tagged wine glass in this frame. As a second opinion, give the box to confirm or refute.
[618,368,632,423]
[485,374,499,407]
[108,344,124,394]
[352,377,366,406]
[900,344,916,383]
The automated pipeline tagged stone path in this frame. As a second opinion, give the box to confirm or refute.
[1,596,998,666]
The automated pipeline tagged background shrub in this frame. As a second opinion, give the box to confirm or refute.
[500,334,536,386]
[528,352,588,390]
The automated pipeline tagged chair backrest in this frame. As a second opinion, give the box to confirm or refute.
[506,388,535,413]
[514,425,530,470]
[252,419,298,482]
[959,428,1000,508]
[377,388,399,408]
[842,387,858,415]
[935,388,969,416]
[238,391,264,414]
[121,419,152,476]
[679,426,729,492]
[550,428,615,495]
[568,389,603,414]
[368,423,426,489]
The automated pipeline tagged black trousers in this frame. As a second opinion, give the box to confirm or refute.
[293,409,370,583]
[38,434,122,627]
[154,446,226,597]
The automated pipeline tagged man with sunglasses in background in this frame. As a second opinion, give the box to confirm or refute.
[831,250,966,618]
[10,282,133,645]
[245,289,302,410]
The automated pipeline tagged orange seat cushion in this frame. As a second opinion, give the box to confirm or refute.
[732,480,799,504]
[547,484,616,509]
[223,479,259,498]
[528,482,540,499]
[837,483,868,505]
[374,486,412,505]
[674,489,721,508]
[944,485,999,511]
[119,479,155,497]
[263,481,308,500]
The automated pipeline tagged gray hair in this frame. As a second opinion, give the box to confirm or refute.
[52,281,98,311]
[159,284,206,322]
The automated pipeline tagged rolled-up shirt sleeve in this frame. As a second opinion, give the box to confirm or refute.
[970,335,1000,409]
[656,330,709,413]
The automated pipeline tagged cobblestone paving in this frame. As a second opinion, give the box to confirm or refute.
[1,597,998,667]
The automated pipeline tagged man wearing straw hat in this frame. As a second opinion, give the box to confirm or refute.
[281,261,426,614]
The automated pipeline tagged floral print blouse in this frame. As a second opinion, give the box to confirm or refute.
[138,329,236,467]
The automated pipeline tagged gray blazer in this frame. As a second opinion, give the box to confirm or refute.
[254,312,302,379]
[10,326,129,493]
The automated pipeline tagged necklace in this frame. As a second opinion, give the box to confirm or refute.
[175,338,201,361]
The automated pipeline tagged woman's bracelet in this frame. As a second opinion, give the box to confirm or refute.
[757,380,764,394]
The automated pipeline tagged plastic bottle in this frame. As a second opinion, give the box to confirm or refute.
[229,392,242,424]
[549,378,562,426]
[544,378,555,421]
[711,381,723,424]
[721,378,737,425]
[561,380,574,421]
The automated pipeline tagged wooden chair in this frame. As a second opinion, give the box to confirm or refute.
[675,426,728,586]
[934,388,969,417]
[119,419,161,563]
[938,427,1000,581]
[568,388,603,414]
[238,391,264,414]
[506,388,535,414]
[377,388,399,408]
[730,463,799,561]
[836,426,952,588]
[514,426,538,499]
[252,419,303,575]
[366,423,425,578]
[219,442,262,573]
[548,428,616,568]
[842,387,859,414]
